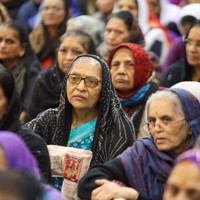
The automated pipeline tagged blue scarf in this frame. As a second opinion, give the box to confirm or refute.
[120,84,151,107]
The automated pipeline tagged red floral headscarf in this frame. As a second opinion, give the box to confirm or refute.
[107,43,154,98]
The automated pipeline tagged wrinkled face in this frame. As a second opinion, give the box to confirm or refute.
[57,36,88,74]
[41,0,66,26]
[105,18,130,52]
[186,26,200,68]
[117,0,138,18]
[0,87,8,121]
[0,147,7,170]
[163,161,200,200]
[148,97,191,156]
[66,58,102,113]
[0,27,25,68]
[110,47,135,95]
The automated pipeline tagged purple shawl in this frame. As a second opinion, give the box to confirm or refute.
[0,131,40,179]
[175,148,200,167]
[0,131,65,200]
[118,88,200,200]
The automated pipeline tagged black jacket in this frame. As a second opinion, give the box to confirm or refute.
[0,88,51,183]
[159,59,193,88]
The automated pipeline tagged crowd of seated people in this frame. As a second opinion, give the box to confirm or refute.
[0,1,199,199]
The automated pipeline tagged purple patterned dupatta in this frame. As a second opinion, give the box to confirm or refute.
[118,88,200,200]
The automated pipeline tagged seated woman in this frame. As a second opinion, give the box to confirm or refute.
[25,54,135,164]
[78,87,200,200]
[0,65,51,183]
[162,3,200,74]
[0,20,41,123]
[26,30,96,121]
[0,131,65,200]
[107,43,159,138]
[160,20,200,87]
[29,0,70,69]
[25,54,135,189]
[163,148,200,200]
[97,10,145,61]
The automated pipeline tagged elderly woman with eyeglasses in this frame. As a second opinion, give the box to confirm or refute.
[26,30,97,122]
[24,54,135,189]
[78,87,200,200]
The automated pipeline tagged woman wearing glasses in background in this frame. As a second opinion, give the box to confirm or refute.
[29,0,70,69]
[26,30,96,121]
[25,54,135,189]
[78,87,200,200]
[160,19,200,87]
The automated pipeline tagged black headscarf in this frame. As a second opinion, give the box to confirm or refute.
[25,54,135,165]
[52,54,135,165]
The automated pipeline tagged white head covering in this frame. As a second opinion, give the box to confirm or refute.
[171,81,200,103]
[177,3,200,33]
[137,0,180,34]
[178,3,200,23]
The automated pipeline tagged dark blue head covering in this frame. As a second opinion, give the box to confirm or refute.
[118,88,200,200]
[169,88,200,146]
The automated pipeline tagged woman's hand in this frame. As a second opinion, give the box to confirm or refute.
[91,179,139,200]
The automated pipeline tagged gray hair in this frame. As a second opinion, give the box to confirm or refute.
[69,56,102,73]
[145,90,185,120]
[67,15,105,47]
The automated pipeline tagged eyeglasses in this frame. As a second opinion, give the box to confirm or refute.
[146,118,185,129]
[41,6,64,12]
[185,38,200,50]
[67,74,101,88]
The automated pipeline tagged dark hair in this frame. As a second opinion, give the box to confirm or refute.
[185,19,200,39]
[0,64,14,101]
[106,10,145,46]
[181,16,197,27]
[184,19,200,79]
[58,30,97,54]
[0,20,41,69]
[0,170,43,200]
[107,10,133,31]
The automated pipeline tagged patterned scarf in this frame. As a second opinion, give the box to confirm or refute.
[52,54,135,165]
[120,83,151,107]
[107,43,154,97]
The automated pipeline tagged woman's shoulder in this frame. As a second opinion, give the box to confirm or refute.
[122,137,154,156]
[25,108,58,128]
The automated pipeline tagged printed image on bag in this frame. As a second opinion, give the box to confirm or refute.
[47,145,92,200]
